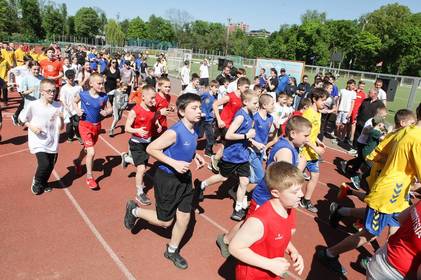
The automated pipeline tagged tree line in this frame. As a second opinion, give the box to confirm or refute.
[0,1,419,76]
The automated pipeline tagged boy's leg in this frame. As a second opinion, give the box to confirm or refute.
[66,122,74,140]
[33,152,51,194]
[204,122,215,154]
[327,228,375,256]
[169,210,191,251]
[300,160,319,213]
[135,164,151,205]
[232,176,249,221]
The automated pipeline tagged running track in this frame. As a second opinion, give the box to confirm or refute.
[0,81,388,279]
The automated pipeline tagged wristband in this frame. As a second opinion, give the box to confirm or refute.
[244,134,247,140]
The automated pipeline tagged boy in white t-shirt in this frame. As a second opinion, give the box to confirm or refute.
[180,60,190,92]
[374,78,387,107]
[335,79,356,142]
[183,74,200,94]
[217,78,230,111]
[273,92,291,130]
[20,79,64,195]
[59,69,83,143]
[199,59,210,87]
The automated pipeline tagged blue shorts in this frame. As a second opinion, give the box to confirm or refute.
[306,159,320,173]
[364,206,400,236]
[248,149,264,184]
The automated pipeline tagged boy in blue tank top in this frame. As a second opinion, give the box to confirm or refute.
[216,116,312,258]
[197,90,259,221]
[73,73,112,189]
[124,93,205,270]
[248,94,275,185]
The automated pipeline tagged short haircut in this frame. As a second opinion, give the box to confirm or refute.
[358,80,366,85]
[259,94,273,107]
[278,92,287,99]
[45,47,55,53]
[220,78,228,84]
[394,109,416,126]
[191,74,200,81]
[254,76,259,80]
[237,68,246,76]
[176,93,201,119]
[28,61,40,68]
[237,77,250,88]
[40,78,55,88]
[298,98,312,110]
[309,88,329,102]
[285,115,312,137]
[323,81,333,89]
[142,84,155,92]
[209,80,219,88]
[347,79,356,85]
[375,78,383,84]
[376,103,387,113]
[89,72,103,83]
[260,68,266,72]
[241,89,257,102]
[303,74,308,79]
[158,77,170,86]
[265,161,305,192]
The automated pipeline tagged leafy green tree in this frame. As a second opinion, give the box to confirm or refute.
[127,17,147,39]
[105,19,125,46]
[66,16,75,36]
[42,4,65,39]
[350,31,382,71]
[246,37,269,58]
[229,29,248,56]
[20,0,44,38]
[146,15,175,41]
[119,19,130,34]
[74,7,100,38]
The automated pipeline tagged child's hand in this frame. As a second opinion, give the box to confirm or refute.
[247,129,256,139]
[253,142,265,151]
[100,109,108,117]
[160,108,169,116]
[266,257,290,277]
[217,120,226,128]
[136,127,148,137]
[172,160,190,174]
[194,154,205,170]
[76,108,84,117]
[290,252,304,275]
[29,124,42,135]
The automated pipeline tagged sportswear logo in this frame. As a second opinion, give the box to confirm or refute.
[372,211,380,231]
[274,233,283,240]
[390,183,403,204]
[183,141,190,146]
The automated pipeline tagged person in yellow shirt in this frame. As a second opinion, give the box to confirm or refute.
[0,52,11,104]
[299,87,328,213]
[1,43,15,67]
[14,45,27,66]
[318,102,421,275]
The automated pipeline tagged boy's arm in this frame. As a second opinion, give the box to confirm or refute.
[124,109,147,137]
[146,129,190,174]
[213,95,230,128]
[100,100,113,116]
[286,242,304,275]
[347,100,355,118]
[73,94,83,116]
[273,148,293,164]
[225,115,254,141]
[229,217,290,277]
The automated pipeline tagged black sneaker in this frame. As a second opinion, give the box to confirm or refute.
[124,200,138,230]
[136,193,151,206]
[299,198,318,213]
[339,160,348,175]
[329,202,342,228]
[164,245,188,269]
[231,209,246,221]
[31,178,43,195]
[194,179,204,201]
[317,247,347,275]
[44,185,53,192]
[216,234,230,258]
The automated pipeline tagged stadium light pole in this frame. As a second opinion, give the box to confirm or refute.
[225,18,231,56]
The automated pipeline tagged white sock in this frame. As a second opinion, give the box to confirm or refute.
[167,244,178,253]
[235,201,242,212]
[242,196,248,209]
[201,181,208,190]
[137,186,144,195]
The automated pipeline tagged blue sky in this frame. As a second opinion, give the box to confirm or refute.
[52,0,420,32]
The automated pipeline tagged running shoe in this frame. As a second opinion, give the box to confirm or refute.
[351,175,361,189]
[329,202,342,228]
[231,209,246,221]
[164,245,188,269]
[86,177,98,189]
[317,247,347,275]
[136,193,151,206]
[124,200,138,230]
[216,234,230,258]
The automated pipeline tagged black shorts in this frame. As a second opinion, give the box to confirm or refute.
[218,160,250,178]
[154,168,194,222]
[129,139,149,166]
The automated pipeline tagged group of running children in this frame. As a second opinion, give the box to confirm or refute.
[19,65,420,279]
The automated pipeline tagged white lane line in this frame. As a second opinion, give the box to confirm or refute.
[52,170,137,280]
[0,147,29,158]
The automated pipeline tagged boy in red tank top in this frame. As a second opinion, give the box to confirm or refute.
[209,77,250,173]
[122,85,158,205]
[229,162,305,280]
[154,77,173,137]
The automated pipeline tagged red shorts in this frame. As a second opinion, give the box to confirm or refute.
[79,120,101,148]
[351,111,358,124]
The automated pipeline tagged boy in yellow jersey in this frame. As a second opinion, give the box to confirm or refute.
[318,103,421,275]
[0,52,11,104]
[299,88,329,213]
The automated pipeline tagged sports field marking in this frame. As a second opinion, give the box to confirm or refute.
[0,147,29,158]
[52,169,137,280]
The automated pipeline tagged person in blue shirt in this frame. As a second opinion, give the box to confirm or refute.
[198,80,219,157]
[248,94,274,185]
[73,73,112,190]
[197,90,260,221]
[276,68,289,95]
[97,54,108,74]
[124,93,205,270]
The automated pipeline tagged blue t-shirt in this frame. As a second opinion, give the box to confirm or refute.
[222,108,253,163]
[253,112,273,145]
[259,76,266,88]
[80,91,108,123]
[276,74,289,93]
[331,84,339,98]
[98,59,108,74]
[252,137,299,205]
[200,91,215,122]
[158,121,198,174]
[135,58,142,71]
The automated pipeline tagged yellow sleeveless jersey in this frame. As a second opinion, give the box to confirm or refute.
[301,107,321,161]
[364,125,421,214]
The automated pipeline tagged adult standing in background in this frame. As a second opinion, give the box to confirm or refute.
[199,59,210,87]
[216,65,233,86]
[180,60,190,91]
[295,75,311,109]
[104,58,120,105]
[374,78,387,107]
